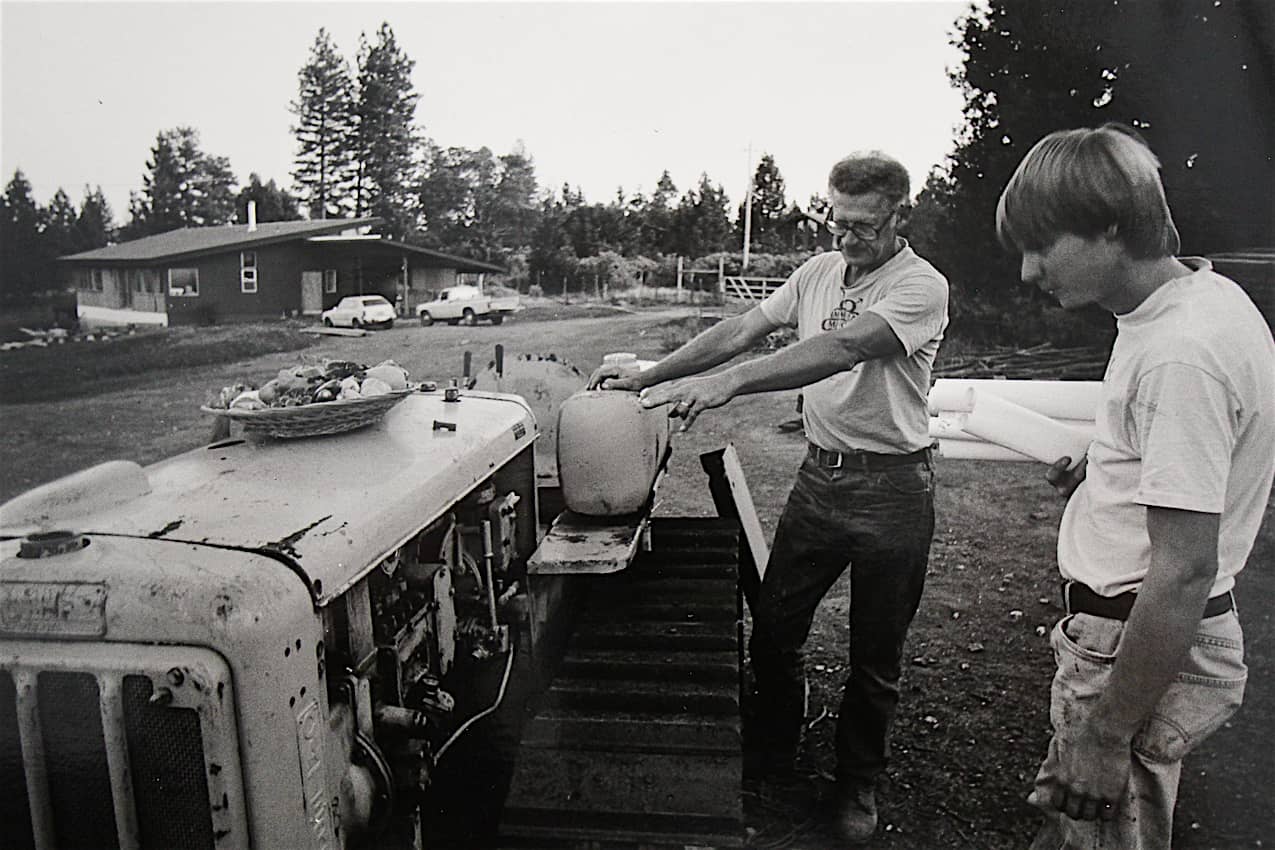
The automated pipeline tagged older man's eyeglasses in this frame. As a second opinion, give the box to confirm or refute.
[824,210,898,242]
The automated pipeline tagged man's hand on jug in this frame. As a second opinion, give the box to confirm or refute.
[587,363,643,392]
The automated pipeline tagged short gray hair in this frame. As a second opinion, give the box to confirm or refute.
[828,152,911,205]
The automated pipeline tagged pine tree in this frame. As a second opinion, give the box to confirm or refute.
[911,0,1274,343]
[672,174,732,257]
[74,186,116,251]
[0,170,44,299]
[737,153,792,253]
[126,127,238,237]
[354,23,421,238]
[291,28,357,220]
[491,142,539,251]
[637,170,678,255]
[40,188,79,262]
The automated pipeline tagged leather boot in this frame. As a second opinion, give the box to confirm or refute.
[830,780,878,843]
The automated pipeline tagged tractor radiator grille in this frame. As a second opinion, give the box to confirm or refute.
[0,645,240,850]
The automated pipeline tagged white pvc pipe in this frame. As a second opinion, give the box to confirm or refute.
[929,379,1102,421]
[929,414,1095,443]
[959,390,1091,467]
[929,413,979,441]
[935,439,1035,462]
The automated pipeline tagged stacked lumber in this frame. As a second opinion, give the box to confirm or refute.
[933,342,1110,380]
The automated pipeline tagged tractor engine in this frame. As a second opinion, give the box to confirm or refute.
[0,389,539,850]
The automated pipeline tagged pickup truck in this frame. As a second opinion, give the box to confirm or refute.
[417,285,520,326]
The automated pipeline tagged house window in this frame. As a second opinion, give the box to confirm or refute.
[91,268,104,291]
[323,269,337,294]
[168,267,199,297]
[241,251,258,293]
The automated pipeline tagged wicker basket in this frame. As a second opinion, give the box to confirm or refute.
[202,388,415,439]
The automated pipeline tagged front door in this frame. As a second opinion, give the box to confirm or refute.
[301,271,323,315]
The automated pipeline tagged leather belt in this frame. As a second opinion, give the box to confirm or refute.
[807,443,931,472]
[1063,581,1235,621]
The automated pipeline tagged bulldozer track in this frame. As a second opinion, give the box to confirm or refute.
[500,517,744,849]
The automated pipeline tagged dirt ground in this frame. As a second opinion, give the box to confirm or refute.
[1,303,1270,849]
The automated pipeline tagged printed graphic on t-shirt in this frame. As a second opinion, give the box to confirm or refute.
[821,291,862,331]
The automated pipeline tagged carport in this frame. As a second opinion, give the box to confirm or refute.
[304,236,508,316]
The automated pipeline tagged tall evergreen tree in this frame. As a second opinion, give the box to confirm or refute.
[913,0,1273,342]
[40,188,79,262]
[528,194,575,292]
[125,127,238,237]
[291,28,357,220]
[671,174,732,257]
[0,170,44,299]
[354,23,421,237]
[491,142,539,251]
[637,170,678,255]
[418,142,483,244]
[736,153,793,253]
[74,186,116,251]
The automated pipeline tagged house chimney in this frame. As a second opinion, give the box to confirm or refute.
[247,201,258,232]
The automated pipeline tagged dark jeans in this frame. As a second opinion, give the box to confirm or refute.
[748,451,934,784]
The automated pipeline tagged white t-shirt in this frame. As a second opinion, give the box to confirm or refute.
[1059,258,1275,597]
[758,242,949,454]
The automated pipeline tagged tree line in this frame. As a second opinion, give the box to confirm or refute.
[4,1,1270,345]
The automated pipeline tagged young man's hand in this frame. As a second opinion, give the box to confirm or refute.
[587,363,643,391]
[1046,456,1087,498]
[1028,722,1131,822]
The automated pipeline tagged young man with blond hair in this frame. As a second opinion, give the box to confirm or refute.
[591,151,948,842]
[997,123,1275,849]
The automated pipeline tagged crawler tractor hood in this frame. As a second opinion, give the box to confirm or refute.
[0,390,536,606]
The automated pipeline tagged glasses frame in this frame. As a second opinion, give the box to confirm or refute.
[824,209,899,242]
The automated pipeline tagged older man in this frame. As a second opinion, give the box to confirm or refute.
[590,151,948,842]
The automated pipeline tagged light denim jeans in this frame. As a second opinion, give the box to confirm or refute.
[1030,610,1247,850]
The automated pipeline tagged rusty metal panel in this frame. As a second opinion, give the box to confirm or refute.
[0,536,328,850]
[2,643,248,850]
[528,510,649,576]
[0,392,537,607]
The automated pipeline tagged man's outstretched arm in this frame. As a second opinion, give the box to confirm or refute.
[641,312,904,429]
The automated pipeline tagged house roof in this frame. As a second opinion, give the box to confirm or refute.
[59,218,381,264]
[380,239,507,274]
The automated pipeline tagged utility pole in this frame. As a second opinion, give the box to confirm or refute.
[742,142,754,271]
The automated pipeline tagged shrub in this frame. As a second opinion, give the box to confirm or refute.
[0,322,317,402]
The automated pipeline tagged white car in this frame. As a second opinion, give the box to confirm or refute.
[321,295,396,330]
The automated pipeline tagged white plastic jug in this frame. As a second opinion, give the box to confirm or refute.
[557,389,670,516]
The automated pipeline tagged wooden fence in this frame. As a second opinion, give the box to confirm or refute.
[676,256,787,303]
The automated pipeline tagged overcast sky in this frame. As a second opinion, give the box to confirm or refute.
[1,1,968,221]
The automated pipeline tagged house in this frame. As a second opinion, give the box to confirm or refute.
[59,209,507,326]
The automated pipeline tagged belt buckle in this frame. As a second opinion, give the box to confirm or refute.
[826,449,843,469]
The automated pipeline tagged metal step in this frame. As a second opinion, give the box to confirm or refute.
[544,678,739,716]
[571,619,738,652]
[522,712,740,756]
[559,648,739,683]
[500,517,744,848]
